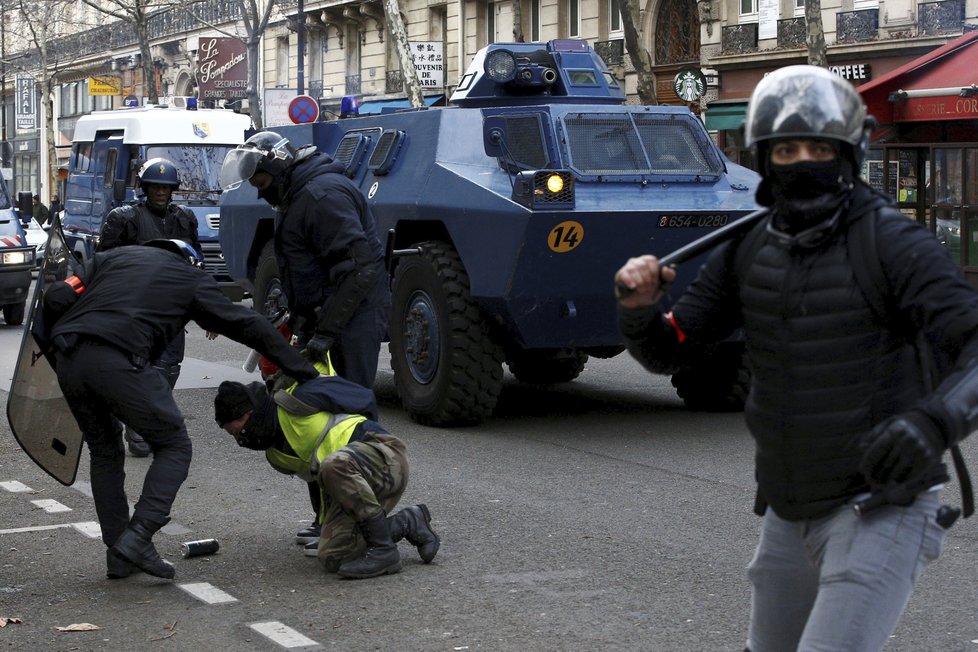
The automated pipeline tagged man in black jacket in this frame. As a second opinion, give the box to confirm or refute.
[614,66,978,651]
[98,157,203,457]
[221,131,391,553]
[44,239,319,581]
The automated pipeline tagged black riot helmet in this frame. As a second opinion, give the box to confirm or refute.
[145,238,205,268]
[219,131,297,191]
[745,65,871,169]
[138,157,181,188]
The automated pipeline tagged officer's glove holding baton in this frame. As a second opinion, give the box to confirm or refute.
[859,409,946,488]
[614,255,676,309]
[303,332,334,364]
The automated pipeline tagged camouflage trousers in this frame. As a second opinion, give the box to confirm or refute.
[315,432,408,572]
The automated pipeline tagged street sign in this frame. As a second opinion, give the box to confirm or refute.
[288,95,319,124]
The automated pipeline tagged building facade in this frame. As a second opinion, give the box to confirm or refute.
[1,0,975,209]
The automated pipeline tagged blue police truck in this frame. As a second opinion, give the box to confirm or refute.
[220,39,761,425]
[62,103,252,298]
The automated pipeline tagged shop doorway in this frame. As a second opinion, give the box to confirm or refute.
[866,143,978,288]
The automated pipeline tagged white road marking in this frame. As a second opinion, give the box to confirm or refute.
[0,523,72,534]
[31,499,71,513]
[178,582,238,604]
[0,481,33,493]
[249,621,322,649]
[70,521,102,538]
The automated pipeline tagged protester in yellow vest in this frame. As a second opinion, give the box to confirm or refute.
[214,363,439,579]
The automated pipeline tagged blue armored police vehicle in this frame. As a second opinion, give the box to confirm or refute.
[220,39,760,425]
[63,104,252,298]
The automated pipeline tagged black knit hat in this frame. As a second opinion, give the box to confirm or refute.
[214,381,266,426]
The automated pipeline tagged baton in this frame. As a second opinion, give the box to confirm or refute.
[616,208,767,298]
[851,470,949,517]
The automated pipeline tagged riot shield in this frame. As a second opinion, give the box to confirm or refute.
[6,217,83,485]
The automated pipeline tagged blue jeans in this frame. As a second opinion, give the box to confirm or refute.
[746,491,945,652]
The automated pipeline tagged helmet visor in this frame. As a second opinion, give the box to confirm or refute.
[220,148,262,191]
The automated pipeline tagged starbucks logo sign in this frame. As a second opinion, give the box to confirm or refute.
[673,68,707,102]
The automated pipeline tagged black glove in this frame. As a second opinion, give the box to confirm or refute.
[859,410,946,487]
[302,333,334,364]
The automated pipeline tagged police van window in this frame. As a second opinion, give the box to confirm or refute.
[73,143,92,172]
[104,149,117,187]
[146,145,236,195]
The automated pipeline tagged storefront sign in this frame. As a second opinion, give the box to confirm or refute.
[196,37,248,100]
[894,95,978,122]
[828,64,872,81]
[89,76,122,96]
[15,74,35,131]
[409,41,444,88]
[674,68,707,102]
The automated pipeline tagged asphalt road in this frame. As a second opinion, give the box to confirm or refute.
[0,289,976,651]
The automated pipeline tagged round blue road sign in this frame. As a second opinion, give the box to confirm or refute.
[288,95,320,124]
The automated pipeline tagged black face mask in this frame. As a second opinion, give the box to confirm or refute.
[236,394,283,451]
[764,159,854,236]
[258,184,284,209]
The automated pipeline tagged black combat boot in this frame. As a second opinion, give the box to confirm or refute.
[105,548,138,580]
[110,517,175,579]
[337,512,401,579]
[388,504,440,563]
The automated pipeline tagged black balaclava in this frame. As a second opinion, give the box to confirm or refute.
[214,381,283,450]
[756,141,856,243]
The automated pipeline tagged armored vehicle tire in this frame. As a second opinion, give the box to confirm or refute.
[3,302,25,326]
[252,243,283,320]
[390,241,503,426]
[507,350,588,385]
[671,341,749,412]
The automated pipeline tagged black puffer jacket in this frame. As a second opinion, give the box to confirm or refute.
[620,181,978,520]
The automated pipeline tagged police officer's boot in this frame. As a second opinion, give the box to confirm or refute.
[105,548,138,580]
[124,427,151,457]
[336,512,401,579]
[110,517,175,579]
[388,504,440,563]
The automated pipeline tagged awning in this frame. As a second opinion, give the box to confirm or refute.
[358,95,445,115]
[858,31,978,125]
[704,100,748,131]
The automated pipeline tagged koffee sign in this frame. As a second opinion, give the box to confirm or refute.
[196,37,247,100]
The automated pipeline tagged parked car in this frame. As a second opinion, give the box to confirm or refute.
[22,217,47,270]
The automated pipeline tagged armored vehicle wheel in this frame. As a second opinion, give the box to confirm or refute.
[390,241,503,426]
[507,349,588,385]
[671,341,749,412]
[252,243,284,319]
[3,301,25,326]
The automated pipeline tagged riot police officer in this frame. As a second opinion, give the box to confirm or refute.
[615,65,978,651]
[220,131,391,552]
[44,239,319,580]
[98,157,202,457]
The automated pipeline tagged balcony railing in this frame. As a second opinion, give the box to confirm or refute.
[594,39,625,67]
[721,23,758,54]
[777,17,806,49]
[385,70,404,94]
[837,8,879,43]
[919,0,965,35]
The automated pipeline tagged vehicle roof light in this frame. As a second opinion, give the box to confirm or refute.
[485,49,517,83]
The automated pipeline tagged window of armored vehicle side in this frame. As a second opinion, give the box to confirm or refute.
[567,70,598,86]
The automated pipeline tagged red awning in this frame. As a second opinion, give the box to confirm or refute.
[858,31,978,125]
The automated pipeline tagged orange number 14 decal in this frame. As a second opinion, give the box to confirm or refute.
[548,221,584,253]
